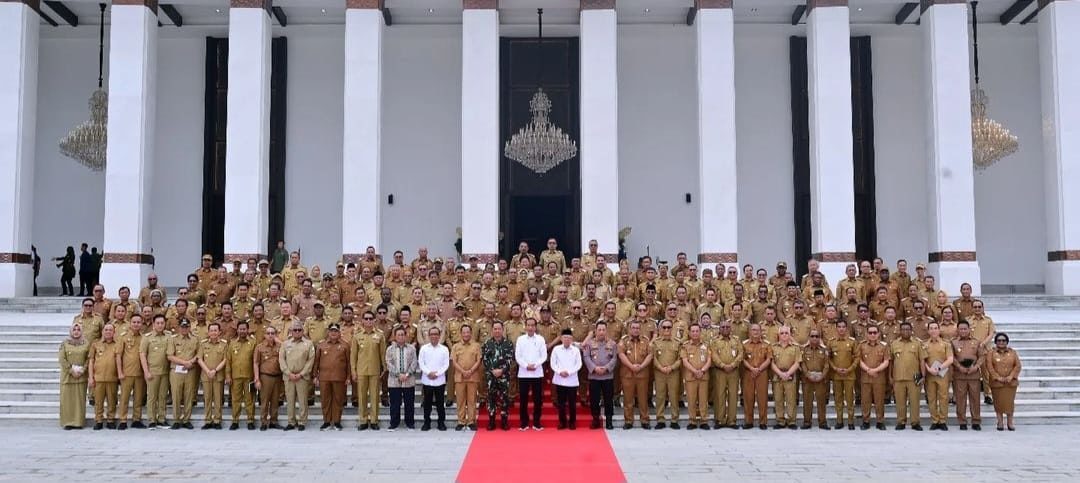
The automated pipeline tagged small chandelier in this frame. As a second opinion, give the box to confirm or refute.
[969,1,1018,171]
[59,3,108,172]
[503,8,577,175]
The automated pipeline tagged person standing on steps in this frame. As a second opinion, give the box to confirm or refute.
[482,321,514,431]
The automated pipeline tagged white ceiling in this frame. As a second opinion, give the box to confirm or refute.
[42,0,1030,27]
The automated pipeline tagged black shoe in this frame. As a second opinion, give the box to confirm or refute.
[590,420,601,429]
[700,424,710,431]
[63,426,76,430]
[568,422,577,430]
[788,424,798,430]
[131,421,146,429]
[260,424,267,431]
[422,423,431,431]
[558,423,567,430]
[930,423,940,430]
[358,423,368,431]
[501,420,510,431]
[895,424,906,430]
[446,400,454,407]
[147,423,158,429]
[183,422,194,429]
[773,424,784,430]
[801,424,812,430]
[941,424,949,431]
[687,423,697,430]
[170,423,181,430]
[959,424,968,430]
[438,424,447,431]
[284,425,295,431]
[268,423,280,430]
[984,395,993,405]
[834,422,844,430]
[655,422,667,429]
[741,423,753,430]
[248,423,256,430]
[469,423,478,431]
[370,423,380,430]
[712,422,723,430]
[320,423,331,431]
[623,423,633,430]
[848,424,855,430]
[105,422,116,430]
[334,423,343,431]
[117,423,127,431]
[860,423,870,430]
[230,423,240,431]
[297,425,305,431]
[487,420,496,431]
[642,422,651,430]
[758,424,768,430]
[93,423,103,430]
[201,423,213,430]
[456,424,465,431]
[911,424,923,431]
[670,422,680,430]
[973,424,982,431]
[605,422,614,430]
[876,423,886,430]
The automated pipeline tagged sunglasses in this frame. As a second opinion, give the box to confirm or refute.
[291,329,303,332]
[83,304,93,307]
[661,326,673,329]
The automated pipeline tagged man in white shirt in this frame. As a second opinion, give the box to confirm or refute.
[515,317,548,430]
[551,329,582,430]
[418,327,450,431]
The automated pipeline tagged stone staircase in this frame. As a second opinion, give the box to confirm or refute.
[1,297,1079,424]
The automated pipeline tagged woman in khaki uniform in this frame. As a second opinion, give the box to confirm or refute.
[987,332,1022,431]
[59,323,90,429]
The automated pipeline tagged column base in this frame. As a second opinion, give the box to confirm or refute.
[1045,260,1080,295]
[0,263,34,297]
[100,255,155,294]
[928,261,981,297]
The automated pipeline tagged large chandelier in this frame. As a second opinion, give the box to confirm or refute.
[969,1,1018,171]
[503,8,577,175]
[59,4,108,171]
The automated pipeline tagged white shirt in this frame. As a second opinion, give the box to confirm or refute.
[515,332,548,378]
[418,343,450,386]
[550,344,583,387]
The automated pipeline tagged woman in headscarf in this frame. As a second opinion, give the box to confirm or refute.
[987,332,1022,431]
[59,323,90,429]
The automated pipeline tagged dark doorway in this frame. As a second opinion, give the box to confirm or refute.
[789,36,877,280]
[500,37,580,261]
[202,37,288,263]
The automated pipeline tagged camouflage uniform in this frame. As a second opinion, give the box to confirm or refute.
[481,337,515,417]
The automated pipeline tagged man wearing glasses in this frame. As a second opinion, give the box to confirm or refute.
[857,324,890,430]
[650,320,682,429]
[800,329,830,430]
[280,322,315,431]
[351,310,387,430]
[254,325,283,430]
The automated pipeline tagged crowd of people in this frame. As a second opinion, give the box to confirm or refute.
[57,240,1023,434]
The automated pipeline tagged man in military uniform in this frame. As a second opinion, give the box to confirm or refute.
[280,321,315,431]
[618,320,652,429]
[891,322,927,430]
[800,329,830,430]
[139,314,171,428]
[89,323,121,429]
[166,320,199,429]
[352,310,386,430]
[857,324,890,430]
[116,315,145,429]
[315,323,351,431]
[254,326,283,430]
[952,320,987,430]
[482,321,515,430]
[225,321,257,430]
[828,319,858,430]
[197,322,228,429]
[770,326,801,429]
[680,324,711,430]
[651,320,682,429]
[742,323,771,430]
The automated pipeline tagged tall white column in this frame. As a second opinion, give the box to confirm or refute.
[1039,0,1080,295]
[461,1,499,265]
[922,0,981,296]
[580,0,619,265]
[0,0,38,296]
[224,1,272,265]
[342,1,384,264]
[806,0,856,286]
[100,0,158,294]
[696,1,737,275]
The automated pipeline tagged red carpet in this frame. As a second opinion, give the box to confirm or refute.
[456,428,625,483]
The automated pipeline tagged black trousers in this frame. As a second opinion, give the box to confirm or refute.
[78,272,91,296]
[60,274,74,296]
[421,384,446,424]
[555,385,578,426]
[388,387,415,428]
[589,379,615,422]
[518,377,543,427]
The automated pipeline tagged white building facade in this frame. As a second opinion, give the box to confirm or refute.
[0,0,1077,296]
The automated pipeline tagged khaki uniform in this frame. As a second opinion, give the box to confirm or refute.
[650,338,682,424]
[116,330,145,423]
[59,340,90,428]
[857,340,889,424]
[90,339,120,423]
[952,337,987,425]
[226,335,257,424]
[800,344,830,426]
[987,348,1022,415]
[314,338,351,425]
[742,339,771,426]
[167,333,200,423]
[73,313,105,343]
[255,340,283,425]
[139,332,171,424]
[828,337,858,425]
[890,338,928,426]
[197,338,228,424]
[771,343,801,426]
[280,337,316,425]
[618,335,652,425]
[452,341,483,425]
[680,340,711,425]
[350,328,386,424]
[709,335,743,427]
[925,338,953,425]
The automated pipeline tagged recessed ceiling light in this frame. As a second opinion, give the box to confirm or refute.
[215,8,221,14]
[644,8,650,13]
[429,8,434,13]
[321,9,326,14]
[857,7,863,11]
